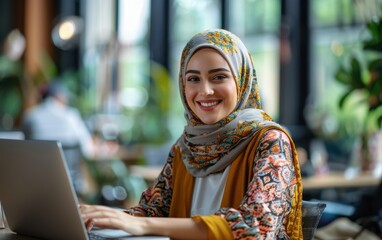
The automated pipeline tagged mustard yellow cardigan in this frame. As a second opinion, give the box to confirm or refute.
[169,126,303,239]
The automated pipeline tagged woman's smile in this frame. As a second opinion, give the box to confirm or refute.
[197,100,221,109]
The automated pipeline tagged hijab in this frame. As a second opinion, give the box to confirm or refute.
[174,29,303,239]
[176,29,279,177]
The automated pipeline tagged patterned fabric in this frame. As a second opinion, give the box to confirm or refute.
[178,29,278,177]
[215,129,301,239]
[127,128,302,239]
[126,29,303,239]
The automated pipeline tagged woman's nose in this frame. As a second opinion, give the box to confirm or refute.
[200,81,214,96]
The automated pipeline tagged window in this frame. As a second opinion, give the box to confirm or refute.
[308,0,381,139]
[82,0,152,143]
[116,0,151,143]
[229,0,281,119]
[169,0,222,136]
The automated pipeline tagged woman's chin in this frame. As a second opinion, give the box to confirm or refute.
[199,117,220,125]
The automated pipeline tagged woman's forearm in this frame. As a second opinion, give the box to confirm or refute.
[141,217,208,240]
[81,205,208,239]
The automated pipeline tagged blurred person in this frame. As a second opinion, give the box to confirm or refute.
[80,29,303,239]
[22,80,94,194]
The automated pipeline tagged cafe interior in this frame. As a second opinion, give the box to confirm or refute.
[0,0,381,238]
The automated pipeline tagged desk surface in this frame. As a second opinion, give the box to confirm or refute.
[0,228,170,240]
[0,229,38,240]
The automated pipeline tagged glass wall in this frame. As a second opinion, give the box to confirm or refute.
[229,0,281,119]
[307,0,382,170]
[169,0,222,136]
[82,0,116,114]
[307,0,381,140]
[117,0,151,143]
[118,0,150,111]
[82,0,152,144]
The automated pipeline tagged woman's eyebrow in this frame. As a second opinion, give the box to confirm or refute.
[185,69,200,75]
[185,68,230,75]
[208,68,230,74]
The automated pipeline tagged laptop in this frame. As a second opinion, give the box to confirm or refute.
[0,139,168,240]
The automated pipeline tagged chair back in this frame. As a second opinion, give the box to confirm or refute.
[302,200,326,240]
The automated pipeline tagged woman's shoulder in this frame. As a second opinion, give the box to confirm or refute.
[249,127,294,161]
[259,127,291,143]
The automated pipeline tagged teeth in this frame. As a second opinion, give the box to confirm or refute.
[200,101,218,107]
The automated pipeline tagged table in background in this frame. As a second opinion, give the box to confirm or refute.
[129,165,382,190]
[302,172,381,190]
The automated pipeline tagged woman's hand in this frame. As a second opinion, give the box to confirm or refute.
[79,204,147,235]
[79,204,208,239]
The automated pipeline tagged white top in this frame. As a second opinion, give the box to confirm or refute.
[190,165,231,216]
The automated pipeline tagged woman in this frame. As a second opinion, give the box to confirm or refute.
[81,29,303,240]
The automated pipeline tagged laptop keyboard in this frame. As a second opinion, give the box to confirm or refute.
[88,231,114,240]
[87,228,132,240]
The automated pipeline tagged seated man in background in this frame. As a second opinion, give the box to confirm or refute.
[22,80,95,195]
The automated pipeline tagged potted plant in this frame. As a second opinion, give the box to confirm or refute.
[335,16,382,173]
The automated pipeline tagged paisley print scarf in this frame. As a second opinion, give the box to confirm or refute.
[176,29,279,177]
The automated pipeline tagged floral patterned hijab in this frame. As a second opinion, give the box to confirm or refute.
[175,29,303,239]
[176,29,279,177]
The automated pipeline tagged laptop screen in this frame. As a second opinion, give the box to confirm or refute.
[0,139,88,240]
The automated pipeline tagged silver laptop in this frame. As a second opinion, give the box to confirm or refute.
[0,139,168,240]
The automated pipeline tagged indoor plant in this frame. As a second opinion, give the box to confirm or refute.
[335,16,382,173]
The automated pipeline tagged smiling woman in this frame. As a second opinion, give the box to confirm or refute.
[80,29,303,240]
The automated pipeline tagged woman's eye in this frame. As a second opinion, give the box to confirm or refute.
[187,76,199,82]
[213,75,227,80]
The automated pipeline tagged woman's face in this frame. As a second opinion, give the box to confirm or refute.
[185,48,238,124]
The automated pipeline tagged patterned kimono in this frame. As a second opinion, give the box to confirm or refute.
[126,29,303,240]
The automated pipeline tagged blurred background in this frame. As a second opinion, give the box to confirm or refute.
[0,0,381,231]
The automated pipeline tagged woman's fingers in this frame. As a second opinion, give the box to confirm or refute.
[79,205,106,231]
[79,204,133,232]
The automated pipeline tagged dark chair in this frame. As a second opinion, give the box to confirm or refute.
[302,200,327,240]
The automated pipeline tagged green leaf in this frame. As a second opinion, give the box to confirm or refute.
[350,57,365,88]
[339,90,353,109]
[150,61,172,112]
[369,76,382,96]
[0,87,22,116]
[335,66,352,85]
[368,59,382,72]
[364,41,382,52]
[365,21,380,40]
[378,114,382,128]
[364,20,382,52]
